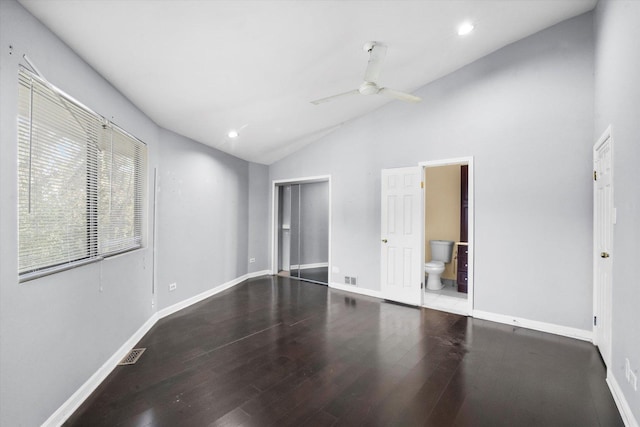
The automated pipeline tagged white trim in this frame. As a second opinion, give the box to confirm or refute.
[289,262,329,270]
[329,281,383,299]
[271,183,279,273]
[328,180,332,287]
[472,310,592,342]
[42,313,159,427]
[272,175,331,185]
[420,156,474,316]
[158,274,250,319]
[43,272,256,427]
[418,157,471,168]
[247,269,271,279]
[607,371,639,427]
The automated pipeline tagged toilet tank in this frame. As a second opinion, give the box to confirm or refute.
[430,240,455,263]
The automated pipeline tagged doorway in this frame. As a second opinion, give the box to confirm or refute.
[272,176,331,285]
[421,157,474,315]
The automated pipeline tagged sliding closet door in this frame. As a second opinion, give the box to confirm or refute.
[298,182,329,284]
[276,181,329,284]
[289,184,301,279]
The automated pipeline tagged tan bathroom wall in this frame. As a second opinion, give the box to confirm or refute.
[425,165,461,280]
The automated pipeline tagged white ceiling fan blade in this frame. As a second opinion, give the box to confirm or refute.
[310,89,360,105]
[364,43,387,83]
[378,87,422,103]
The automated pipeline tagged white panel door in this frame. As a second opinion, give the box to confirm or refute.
[381,167,422,305]
[594,129,614,367]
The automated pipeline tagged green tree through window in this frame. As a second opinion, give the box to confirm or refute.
[17,69,147,280]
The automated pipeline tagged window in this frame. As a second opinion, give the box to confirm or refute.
[17,68,147,281]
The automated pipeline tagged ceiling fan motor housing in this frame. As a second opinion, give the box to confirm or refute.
[310,41,420,104]
[363,41,378,52]
[359,81,379,95]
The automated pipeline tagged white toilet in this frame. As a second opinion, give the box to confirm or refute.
[425,240,455,290]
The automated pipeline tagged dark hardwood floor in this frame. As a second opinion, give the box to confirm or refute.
[298,267,329,285]
[65,276,623,427]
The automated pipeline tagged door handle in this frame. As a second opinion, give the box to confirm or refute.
[381,239,388,243]
[601,252,610,258]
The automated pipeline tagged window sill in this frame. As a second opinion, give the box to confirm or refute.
[19,257,104,283]
[19,245,143,284]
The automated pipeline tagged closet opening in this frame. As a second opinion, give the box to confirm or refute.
[272,177,331,286]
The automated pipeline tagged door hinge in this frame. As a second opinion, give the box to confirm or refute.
[421,282,424,289]
[420,181,424,189]
[594,316,597,326]
[593,170,597,181]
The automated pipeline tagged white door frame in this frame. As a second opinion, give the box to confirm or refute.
[419,157,474,316]
[593,126,613,367]
[271,175,332,279]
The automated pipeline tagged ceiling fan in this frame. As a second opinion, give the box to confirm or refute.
[311,41,422,105]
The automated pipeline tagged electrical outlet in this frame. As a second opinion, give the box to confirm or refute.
[344,276,350,284]
[169,283,177,291]
[351,276,357,286]
[249,258,255,263]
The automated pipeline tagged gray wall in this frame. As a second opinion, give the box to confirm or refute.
[270,13,595,332]
[300,181,329,266]
[0,1,269,425]
[594,0,640,421]
[155,128,250,310]
[2,1,636,425]
[0,1,158,425]
[248,163,270,273]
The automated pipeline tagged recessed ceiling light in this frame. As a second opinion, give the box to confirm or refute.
[227,130,239,138]
[457,21,474,36]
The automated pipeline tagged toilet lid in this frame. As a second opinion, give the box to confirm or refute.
[425,261,444,268]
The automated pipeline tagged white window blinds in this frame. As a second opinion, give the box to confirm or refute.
[98,127,146,256]
[17,68,147,279]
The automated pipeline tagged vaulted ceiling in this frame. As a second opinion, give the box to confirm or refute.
[19,0,597,164]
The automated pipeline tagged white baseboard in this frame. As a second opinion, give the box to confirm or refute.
[42,313,159,427]
[329,281,382,299]
[158,274,250,319]
[247,269,271,279]
[472,310,592,342]
[43,273,253,427]
[608,371,639,427]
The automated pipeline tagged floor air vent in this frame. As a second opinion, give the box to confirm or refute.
[118,348,146,365]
